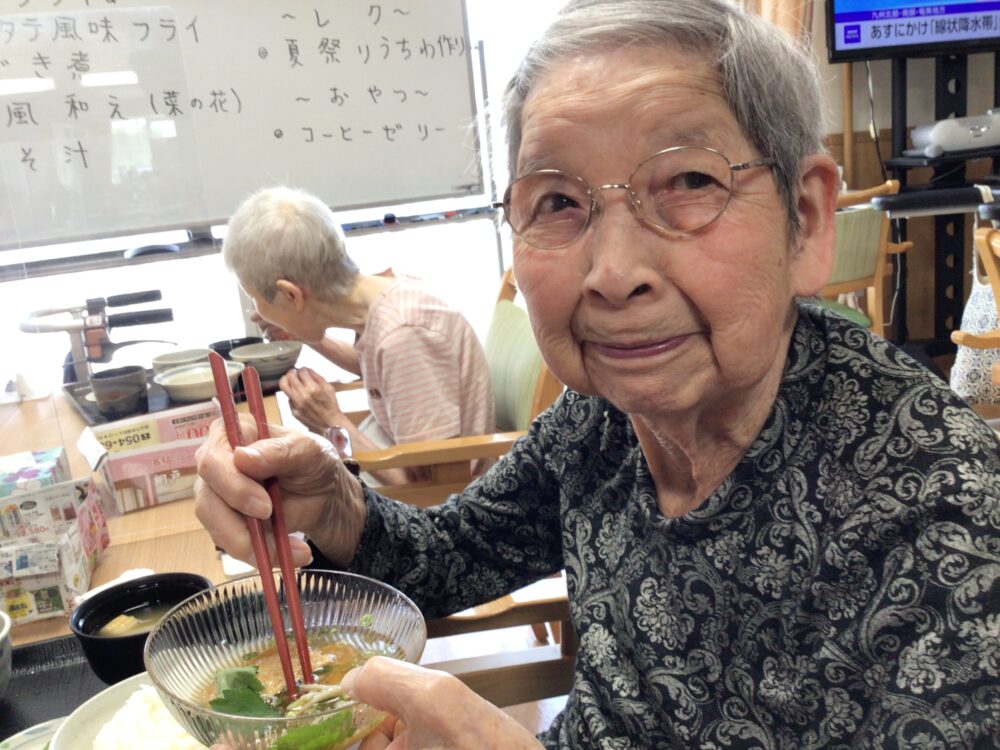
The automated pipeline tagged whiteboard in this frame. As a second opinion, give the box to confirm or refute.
[0,0,482,249]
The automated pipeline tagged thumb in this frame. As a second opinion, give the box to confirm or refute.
[233,430,315,480]
[342,657,444,718]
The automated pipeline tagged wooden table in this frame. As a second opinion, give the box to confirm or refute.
[4,388,575,704]
[3,390,279,647]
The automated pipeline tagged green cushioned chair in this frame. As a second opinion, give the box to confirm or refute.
[816,180,900,337]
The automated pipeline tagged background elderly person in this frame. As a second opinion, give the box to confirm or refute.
[223,186,495,484]
[198,1,1000,748]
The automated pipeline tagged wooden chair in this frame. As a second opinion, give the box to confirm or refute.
[818,179,912,339]
[352,268,564,507]
[951,225,1000,375]
[424,574,576,715]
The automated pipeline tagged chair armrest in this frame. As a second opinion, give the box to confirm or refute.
[951,327,1000,349]
[887,240,913,254]
[353,431,524,471]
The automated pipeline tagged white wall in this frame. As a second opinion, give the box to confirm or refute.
[1,0,567,398]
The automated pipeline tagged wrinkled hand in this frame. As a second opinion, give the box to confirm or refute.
[279,367,345,434]
[194,416,365,568]
[343,657,544,750]
[250,310,294,342]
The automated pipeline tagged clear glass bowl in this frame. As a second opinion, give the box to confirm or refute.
[144,569,426,750]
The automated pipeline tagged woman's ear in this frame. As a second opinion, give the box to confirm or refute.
[788,154,841,298]
[274,279,308,312]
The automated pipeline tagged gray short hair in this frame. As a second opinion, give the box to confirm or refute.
[222,186,359,302]
[503,0,825,234]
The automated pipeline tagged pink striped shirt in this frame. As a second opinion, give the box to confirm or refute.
[355,278,494,446]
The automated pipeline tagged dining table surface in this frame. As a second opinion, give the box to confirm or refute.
[0,384,573,743]
[1,387,281,648]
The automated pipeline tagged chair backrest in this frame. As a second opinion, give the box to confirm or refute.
[819,180,899,335]
[829,205,885,285]
[977,226,1000,319]
[483,269,563,432]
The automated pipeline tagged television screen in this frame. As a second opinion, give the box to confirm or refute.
[827,0,1000,63]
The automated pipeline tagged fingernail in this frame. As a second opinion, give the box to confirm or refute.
[247,497,271,518]
[241,446,263,461]
[341,667,360,695]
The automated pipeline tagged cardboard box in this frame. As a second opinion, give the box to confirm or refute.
[0,476,94,542]
[78,402,220,513]
[0,448,70,499]
[0,485,109,624]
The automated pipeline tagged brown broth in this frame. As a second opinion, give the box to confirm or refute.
[198,637,390,708]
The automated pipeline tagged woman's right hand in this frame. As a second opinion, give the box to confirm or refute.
[194,417,366,568]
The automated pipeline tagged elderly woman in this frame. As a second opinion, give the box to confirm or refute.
[196,1,1000,748]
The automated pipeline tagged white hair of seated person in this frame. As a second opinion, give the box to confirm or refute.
[503,0,824,239]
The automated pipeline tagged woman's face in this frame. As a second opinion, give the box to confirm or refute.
[243,282,327,345]
[512,45,834,420]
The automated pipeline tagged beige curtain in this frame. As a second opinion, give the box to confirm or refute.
[742,0,815,43]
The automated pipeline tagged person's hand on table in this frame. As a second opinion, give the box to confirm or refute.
[344,658,543,749]
[193,416,365,568]
[249,311,294,341]
[209,657,543,750]
[279,366,347,435]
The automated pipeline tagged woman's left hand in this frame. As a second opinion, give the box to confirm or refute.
[344,657,544,750]
[279,366,346,434]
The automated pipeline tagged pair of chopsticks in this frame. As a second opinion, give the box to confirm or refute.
[208,351,313,700]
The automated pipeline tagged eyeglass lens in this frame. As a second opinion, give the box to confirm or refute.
[504,147,738,249]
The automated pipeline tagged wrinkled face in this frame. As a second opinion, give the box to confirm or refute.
[512,46,824,419]
[242,284,327,345]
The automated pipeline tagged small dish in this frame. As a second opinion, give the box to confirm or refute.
[153,361,244,403]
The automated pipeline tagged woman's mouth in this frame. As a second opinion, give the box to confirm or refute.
[588,334,691,359]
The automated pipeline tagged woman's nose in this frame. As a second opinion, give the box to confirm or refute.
[581,189,662,306]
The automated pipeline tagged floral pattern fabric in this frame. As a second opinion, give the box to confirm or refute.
[321,303,1000,749]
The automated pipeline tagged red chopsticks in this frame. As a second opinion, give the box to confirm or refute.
[242,365,314,683]
[208,352,311,701]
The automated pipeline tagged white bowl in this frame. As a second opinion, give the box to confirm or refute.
[0,609,10,701]
[49,672,167,750]
[151,348,212,377]
[153,361,243,403]
[229,340,303,380]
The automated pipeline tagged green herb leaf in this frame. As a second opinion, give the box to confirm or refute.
[210,667,280,718]
[271,711,354,750]
[359,613,374,628]
[211,685,281,718]
[215,666,266,694]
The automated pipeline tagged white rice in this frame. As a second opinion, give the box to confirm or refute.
[93,684,208,750]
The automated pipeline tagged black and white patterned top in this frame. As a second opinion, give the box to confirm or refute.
[316,303,1000,749]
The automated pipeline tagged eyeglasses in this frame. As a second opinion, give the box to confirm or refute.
[494,146,777,250]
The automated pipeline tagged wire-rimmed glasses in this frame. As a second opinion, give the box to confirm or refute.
[494,146,777,250]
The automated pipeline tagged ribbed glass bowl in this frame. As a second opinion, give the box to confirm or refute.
[143,569,426,750]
